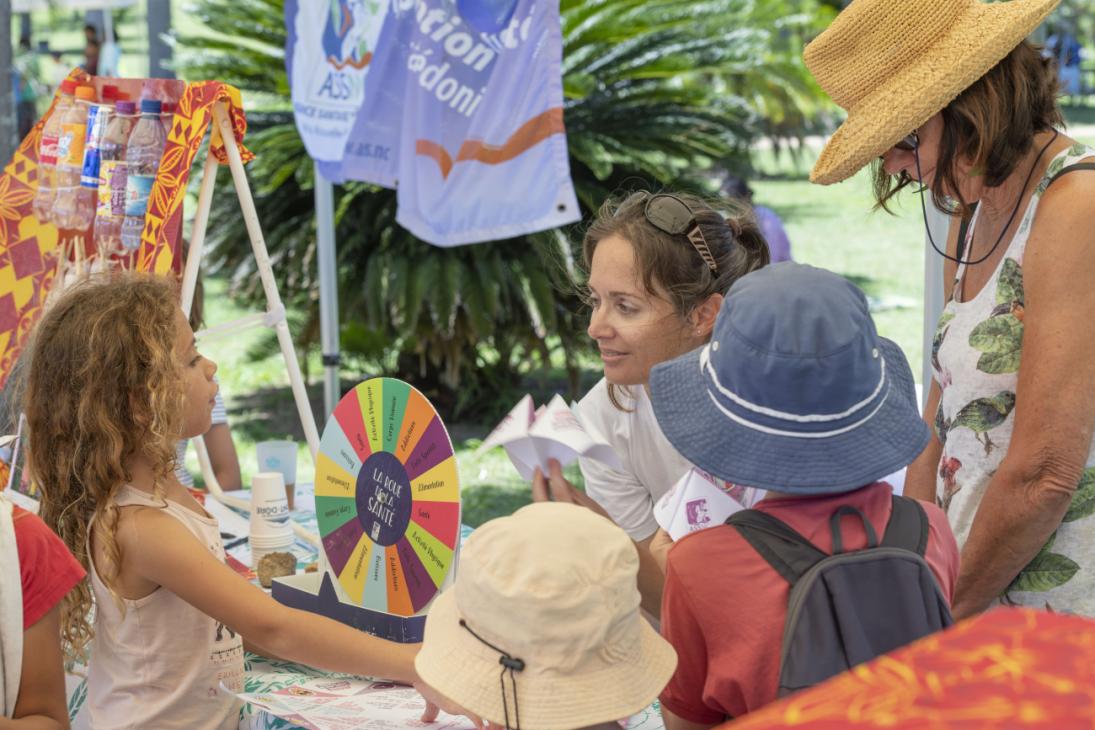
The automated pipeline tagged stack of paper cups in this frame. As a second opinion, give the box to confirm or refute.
[250,471,294,569]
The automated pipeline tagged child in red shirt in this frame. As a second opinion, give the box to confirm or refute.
[2,496,86,726]
[648,263,960,726]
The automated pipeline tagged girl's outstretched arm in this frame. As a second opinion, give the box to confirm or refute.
[116,506,420,683]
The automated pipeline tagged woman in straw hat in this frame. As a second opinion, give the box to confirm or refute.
[804,0,1095,619]
[415,502,678,730]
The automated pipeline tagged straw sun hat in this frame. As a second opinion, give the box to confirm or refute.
[414,502,677,730]
[805,0,1060,185]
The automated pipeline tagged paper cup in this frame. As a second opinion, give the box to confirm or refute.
[250,471,292,540]
[257,440,298,510]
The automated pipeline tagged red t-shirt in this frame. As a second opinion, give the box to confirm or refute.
[659,483,959,724]
[12,505,86,629]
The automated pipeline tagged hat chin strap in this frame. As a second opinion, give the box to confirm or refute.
[460,619,524,730]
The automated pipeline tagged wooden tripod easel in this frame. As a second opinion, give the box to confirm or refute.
[179,102,321,547]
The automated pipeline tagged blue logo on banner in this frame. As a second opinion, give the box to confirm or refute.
[322,0,375,70]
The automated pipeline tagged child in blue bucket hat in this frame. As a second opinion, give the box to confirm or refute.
[649,262,960,726]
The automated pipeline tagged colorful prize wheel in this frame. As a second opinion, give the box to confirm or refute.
[315,378,460,616]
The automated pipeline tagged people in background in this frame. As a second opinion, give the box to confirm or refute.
[721,175,793,263]
[13,38,41,140]
[81,39,100,77]
[1047,25,1083,96]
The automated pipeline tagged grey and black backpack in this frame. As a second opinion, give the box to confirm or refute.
[726,495,953,697]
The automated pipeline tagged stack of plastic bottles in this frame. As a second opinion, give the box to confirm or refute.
[33,84,169,258]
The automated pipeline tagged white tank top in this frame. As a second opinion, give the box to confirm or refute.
[86,486,245,730]
[932,143,1095,615]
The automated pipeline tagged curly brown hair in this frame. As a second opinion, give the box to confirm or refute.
[582,191,770,410]
[22,272,185,661]
[873,40,1063,217]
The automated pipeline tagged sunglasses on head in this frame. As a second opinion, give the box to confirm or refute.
[628,193,720,274]
[893,131,919,152]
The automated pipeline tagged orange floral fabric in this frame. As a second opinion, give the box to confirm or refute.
[725,608,1095,729]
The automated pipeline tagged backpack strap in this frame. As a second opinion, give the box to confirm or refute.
[1046,162,1095,191]
[726,510,827,586]
[880,495,929,556]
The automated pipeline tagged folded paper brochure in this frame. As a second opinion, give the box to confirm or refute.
[478,394,622,479]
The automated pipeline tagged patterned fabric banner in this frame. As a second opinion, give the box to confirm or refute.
[0,73,252,387]
[726,608,1095,729]
[285,0,580,247]
[136,81,254,274]
[0,70,80,388]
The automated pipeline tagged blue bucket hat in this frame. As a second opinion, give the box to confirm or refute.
[649,262,929,494]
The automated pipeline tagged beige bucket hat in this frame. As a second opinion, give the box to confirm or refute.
[805,0,1060,185]
[414,502,677,730]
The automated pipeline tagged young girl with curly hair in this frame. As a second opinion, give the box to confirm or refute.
[24,273,434,729]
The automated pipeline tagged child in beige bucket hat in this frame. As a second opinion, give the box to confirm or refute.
[805,0,1060,185]
[415,502,677,730]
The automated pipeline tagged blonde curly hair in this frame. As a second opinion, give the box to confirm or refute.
[23,272,185,662]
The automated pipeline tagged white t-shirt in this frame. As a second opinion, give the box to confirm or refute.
[576,379,692,541]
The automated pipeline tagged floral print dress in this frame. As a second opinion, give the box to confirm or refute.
[932,143,1095,615]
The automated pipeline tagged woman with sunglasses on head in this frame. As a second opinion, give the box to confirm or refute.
[531,191,770,616]
[805,0,1095,619]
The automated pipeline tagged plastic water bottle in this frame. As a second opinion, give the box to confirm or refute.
[52,85,96,229]
[120,99,166,252]
[93,100,136,253]
[33,79,77,221]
